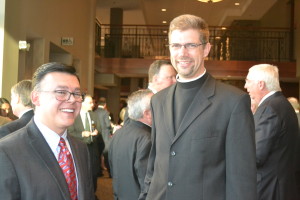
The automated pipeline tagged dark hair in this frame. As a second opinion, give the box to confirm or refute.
[98,97,106,106]
[32,62,79,91]
[0,98,16,119]
[0,97,10,105]
[148,60,172,82]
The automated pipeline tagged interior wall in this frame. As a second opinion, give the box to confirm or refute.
[260,0,290,27]
[1,0,97,99]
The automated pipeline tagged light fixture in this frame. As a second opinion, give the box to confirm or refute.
[235,2,240,5]
[198,0,223,3]
[19,41,30,51]
[161,8,167,12]
[162,21,167,24]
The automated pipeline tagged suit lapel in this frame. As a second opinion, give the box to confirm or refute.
[163,84,176,139]
[173,75,215,142]
[67,136,84,200]
[27,120,71,199]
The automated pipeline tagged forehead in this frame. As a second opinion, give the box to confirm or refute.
[1,103,10,108]
[170,29,200,42]
[40,72,80,90]
[159,64,175,74]
[84,96,93,103]
[246,71,257,80]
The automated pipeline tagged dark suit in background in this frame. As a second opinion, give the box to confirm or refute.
[0,109,34,139]
[94,107,112,174]
[255,92,298,200]
[68,111,105,191]
[109,120,151,200]
[109,89,153,200]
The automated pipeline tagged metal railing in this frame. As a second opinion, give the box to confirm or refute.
[95,22,294,62]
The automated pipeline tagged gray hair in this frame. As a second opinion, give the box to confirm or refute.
[248,64,281,92]
[128,89,153,120]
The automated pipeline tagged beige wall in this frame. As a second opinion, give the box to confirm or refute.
[1,0,96,99]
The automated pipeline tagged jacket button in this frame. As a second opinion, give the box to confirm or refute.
[170,151,176,156]
[167,182,173,187]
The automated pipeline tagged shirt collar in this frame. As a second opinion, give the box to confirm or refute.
[19,108,33,118]
[258,91,277,106]
[33,116,68,159]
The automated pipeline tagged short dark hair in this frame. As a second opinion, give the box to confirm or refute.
[98,97,106,106]
[11,80,33,107]
[32,62,79,91]
[148,60,172,82]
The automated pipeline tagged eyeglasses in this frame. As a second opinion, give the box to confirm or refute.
[168,43,207,50]
[40,90,85,102]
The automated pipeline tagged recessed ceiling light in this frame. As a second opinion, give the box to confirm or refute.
[163,30,168,33]
[221,27,227,30]
[162,21,167,24]
[235,2,240,5]
[161,9,167,12]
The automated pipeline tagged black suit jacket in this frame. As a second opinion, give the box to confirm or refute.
[68,112,105,177]
[0,119,94,200]
[140,74,257,200]
[109,120,151,200]
[0,109,34,139]
[94,108,111,152]
[255,92,298,200]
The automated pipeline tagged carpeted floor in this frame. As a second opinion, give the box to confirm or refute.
[96,170,114,200]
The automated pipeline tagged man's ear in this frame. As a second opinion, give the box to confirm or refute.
[203,43,211,57]
[152,74,158,83]
[144,109,152,120]
[15,94,21,104]
[258,80,266,90]
[31,91,40,106]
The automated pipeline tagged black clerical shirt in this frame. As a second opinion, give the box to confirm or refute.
[173,73,208,132]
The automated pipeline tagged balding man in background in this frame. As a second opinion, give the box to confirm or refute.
[148,60,176,93]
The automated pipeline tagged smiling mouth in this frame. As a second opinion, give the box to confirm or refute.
[60,109,75,113]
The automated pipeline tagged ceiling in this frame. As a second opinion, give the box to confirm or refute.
[96,0,278,26]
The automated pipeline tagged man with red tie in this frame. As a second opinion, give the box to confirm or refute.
[0,62,94,200]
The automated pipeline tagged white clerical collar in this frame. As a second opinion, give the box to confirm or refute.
[176,68,207,83]
[258,91,277,107]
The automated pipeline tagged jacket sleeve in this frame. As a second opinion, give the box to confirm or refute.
[138,103,156,200]
[225,94,257,200]
[255,106,278,167]
[134,134,152,194]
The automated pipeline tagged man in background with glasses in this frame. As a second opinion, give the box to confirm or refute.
[139,14,257,200]
[0,62,94,200]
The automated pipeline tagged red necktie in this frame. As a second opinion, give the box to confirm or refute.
[58,137,78,200]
